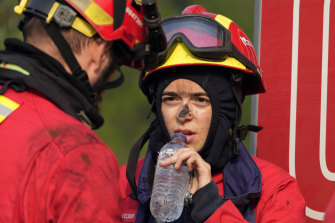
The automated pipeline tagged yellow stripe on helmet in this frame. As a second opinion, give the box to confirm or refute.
[46,1,97,37]
[85,3,114,25]
[68,0,114,26]
[214,14,233,30]
[72,17,97,37]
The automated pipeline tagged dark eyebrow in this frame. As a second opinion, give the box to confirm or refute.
[191,92,209,97]
[162,92,209,97]
[162,91,178,96]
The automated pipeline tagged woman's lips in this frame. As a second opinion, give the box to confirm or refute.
[174,129,195,143]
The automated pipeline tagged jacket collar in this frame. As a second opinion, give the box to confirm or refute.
[0,38,104,129]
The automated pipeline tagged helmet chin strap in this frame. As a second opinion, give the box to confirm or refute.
[42,21,95,101]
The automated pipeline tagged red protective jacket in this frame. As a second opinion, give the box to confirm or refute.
[0,88,122,222]
[119,156,306,222]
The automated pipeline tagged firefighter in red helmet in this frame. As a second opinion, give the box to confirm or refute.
[0,0,165,222]
[120,5,306,222]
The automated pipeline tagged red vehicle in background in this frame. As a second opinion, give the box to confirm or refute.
[253,0,335,222]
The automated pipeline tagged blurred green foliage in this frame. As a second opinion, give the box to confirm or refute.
[0,0,255,165]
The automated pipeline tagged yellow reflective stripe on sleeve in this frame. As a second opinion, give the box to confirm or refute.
[0,62,30,76]
[0,96,20,123]
[0,96,20,110]
[0,114,6,123]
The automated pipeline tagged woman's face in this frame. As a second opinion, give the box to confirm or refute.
[161,79,212,151]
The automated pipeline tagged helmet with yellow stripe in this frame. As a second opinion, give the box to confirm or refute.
[13,0,166,94]
[126,6,265,191]
[140,5,265,102]
[14,0,145,49]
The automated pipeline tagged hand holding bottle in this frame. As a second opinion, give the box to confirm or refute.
[159,147,212,195]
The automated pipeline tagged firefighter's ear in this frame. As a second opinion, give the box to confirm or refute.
[92,39,113,67]
[83,38,113,85]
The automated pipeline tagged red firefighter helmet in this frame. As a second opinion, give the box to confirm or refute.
[141,5,265,97]
[14,0,145,48]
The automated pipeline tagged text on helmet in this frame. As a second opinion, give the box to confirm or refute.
[126,7,143,28]
[240,37,253,47]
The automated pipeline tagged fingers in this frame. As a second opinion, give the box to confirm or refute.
[159,148,209,173]
[175,149,198,171]
[159,148,196,170]
[159,147,212,192]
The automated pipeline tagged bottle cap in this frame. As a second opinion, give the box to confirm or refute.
[171,133,187,144]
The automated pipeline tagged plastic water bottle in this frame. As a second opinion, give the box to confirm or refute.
[150,133,190,222]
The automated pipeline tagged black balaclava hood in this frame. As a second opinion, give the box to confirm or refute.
[150,66,237,174]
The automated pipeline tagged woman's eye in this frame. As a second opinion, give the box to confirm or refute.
[195,97,210,105]
[162,96,177,103]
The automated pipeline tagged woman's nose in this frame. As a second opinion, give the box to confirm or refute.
[177,103,192,121]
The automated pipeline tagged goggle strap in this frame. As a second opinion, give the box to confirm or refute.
[231,44,260,78]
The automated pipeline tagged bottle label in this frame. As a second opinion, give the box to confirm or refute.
[158,148,175,161]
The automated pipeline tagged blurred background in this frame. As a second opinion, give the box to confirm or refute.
[0,0,255,165]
